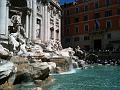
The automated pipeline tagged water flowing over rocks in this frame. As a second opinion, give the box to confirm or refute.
[0,38,89,89]
[0,42,79,89]
[0,16,88,89]
[0,38,78,89]
[10,56,50,84]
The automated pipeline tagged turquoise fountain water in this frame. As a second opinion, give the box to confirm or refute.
[48,65,120,90]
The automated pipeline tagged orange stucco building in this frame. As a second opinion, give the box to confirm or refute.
[61,0,120,51]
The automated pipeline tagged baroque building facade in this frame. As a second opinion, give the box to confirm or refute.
[61,0,120,51]
[0,0,61,43]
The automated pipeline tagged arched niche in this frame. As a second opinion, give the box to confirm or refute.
[9,0,29,27]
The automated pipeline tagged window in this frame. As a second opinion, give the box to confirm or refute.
[105,0,111,6]
[65,38,71,43]
[94,13,100,19]
[75,26,79,33]
[118,9,120,15]
[66,18,70,24]
[84,24,89,32]
[95,0,99,9]
[66,27,70,33]
[50,27,54,39]
[74,37,79,42]
[66,10,70,15]
[107,33,111,39]
[84,36,90,40]
[83,15,88,21]
[84,5,88,11]
[36,19,41,38]
[75,7,80,13]
[106,20,112,28]
[74,17,79,23]
[37,19,40,24]
[56,30,59,40]
[105,10,112,17]
[95,20,100,30]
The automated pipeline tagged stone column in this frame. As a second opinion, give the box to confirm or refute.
[44,5,48,43]
[53,12,56,42]
[32,0,37,40]
[47,10,50,42]
[59,15,61,41]
[0,0,7,36]
[28,0,32,40]
[40,6,44,42]
[5,1,9,37]
[29,13,32,40]
[26,13,29,38]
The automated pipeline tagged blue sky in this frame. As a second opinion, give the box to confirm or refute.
[60,0,75,5]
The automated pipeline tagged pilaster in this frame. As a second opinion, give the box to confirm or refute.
[32,0,37,40]
[26,13,29,38]
[59,11,61,41]
[40,6,44,42]
[0,0,7,36]
[47,9,51,42]
[44,5,48,43]
[53,10,56,42]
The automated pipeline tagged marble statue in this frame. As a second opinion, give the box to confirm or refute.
[0,44,9,56]
[9,33,19,51]
[75,46,84,54]
[54,40,62,51]
[17,43,28,56]
[46,39,55,51]
[56,40,63,50]
[11,12,22,25]
[59,47,75,57]
[9,12,26,53]
[74,46,85,59]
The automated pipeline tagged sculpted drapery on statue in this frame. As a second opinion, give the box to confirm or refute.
[9,11,27,52]
[10,12,22,33]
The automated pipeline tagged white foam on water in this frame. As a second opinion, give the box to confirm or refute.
[50,69,76,75]
[60,69,76,75]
